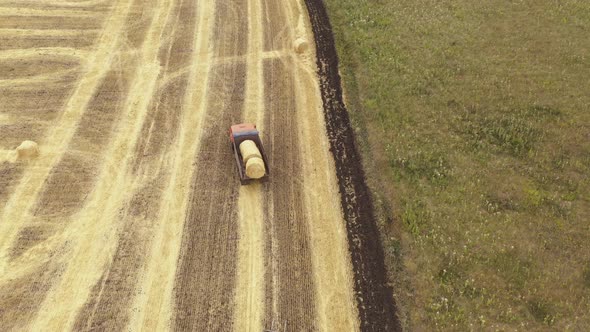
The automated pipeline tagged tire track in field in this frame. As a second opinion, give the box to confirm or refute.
[0,85,75,155]
[0,47,89,59]
[0,121,47,150]
[172,1,248,329]
[0,162,21,207]
[0,258,64,331]
[0,32,94,214]
[0,7,102,17]
[9,60,131,259]
[259,1,292,329]
[71,80,187,332]
[213,0,247,57]
[290,51,360,332]
[3,0,154,267]
[279,0,360,330]
[27,0,175,329]
[30,62,128,216]
[0,28,100,37]
[0,16,103,30]
[260,1,323,329]
[126,0,216,329]
[0,55,80,80]
[122,0,156,50]
[0,83,76,122]
[0,0,135,274]
[0,70,79,89]
[262,56,317,331]
[173,62,245,332]
[0,0,112,10]
[233,0,265,328]
[262,0,290,52]
[0,34,97,51]
[71,0,196,328]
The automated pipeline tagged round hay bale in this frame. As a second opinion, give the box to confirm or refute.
[16,140,39,159]
[293,38,308,54]
[245,157,266,179]
[239,140,262,164]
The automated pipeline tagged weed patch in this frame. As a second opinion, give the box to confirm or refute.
[527,299,556,325]
[583,265,590,288]
[489,251,532,291]
[483,192,520,214]
[400,200,430,238]
[462,113,540,157]
[526,105,562,118]
[389,150,451,186]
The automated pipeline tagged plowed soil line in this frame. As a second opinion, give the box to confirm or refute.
[0,0,398,330]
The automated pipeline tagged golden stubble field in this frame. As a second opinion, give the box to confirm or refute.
[0,0,370,330]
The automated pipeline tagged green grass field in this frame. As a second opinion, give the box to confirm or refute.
[324,0,590,329]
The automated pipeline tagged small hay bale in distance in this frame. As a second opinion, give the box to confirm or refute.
[16,140,39,159]
[294,38,309,54]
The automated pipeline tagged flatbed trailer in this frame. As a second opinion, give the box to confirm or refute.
[229,123,270,185]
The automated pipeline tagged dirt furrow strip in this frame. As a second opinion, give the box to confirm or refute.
[27,0,176,329]
[34,67,124,203]
[0,47,89,60]
[8,60,132,260]
[171,1,249,328]
[213,0,247,57]
[260,1,291,327]
[73,73,189,330]
[0,121,49,150]
[126,0,216,329]
[0,0,112,10]
[0,84,76,123]
[0,7,102,17]
[262,0,290,51]
[0,34,97,51]
[0,0,134,275]
[0,70,80,88]
[0,73,78,211]
[302,0,401,330]
[291,57,360,331]
[70,0,196,328]
[0,15,103,30]
[233,0,265,329]
[0,28,100,36]
[260,1,324,329]
[211,49,287,65]
[262,56,318,331]
[0,161,20,213]
[172,62,244,331]
[0,257,64,331]
[118,0,156,50]
[282,0,361,330]
[235,183,265,332]
[0,54,80,80]
[1,0,153,267]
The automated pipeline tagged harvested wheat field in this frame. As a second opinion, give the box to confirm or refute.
[0,0,398,330]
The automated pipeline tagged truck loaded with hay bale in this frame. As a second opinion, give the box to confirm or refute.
[230,123,269,184]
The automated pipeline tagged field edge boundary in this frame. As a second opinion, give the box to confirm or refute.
[301,0,402,330]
